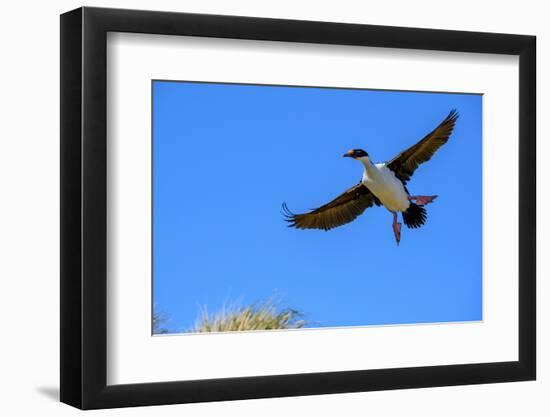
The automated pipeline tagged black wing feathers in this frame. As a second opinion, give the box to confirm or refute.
[282,183,376,231]
[387,110,459,184]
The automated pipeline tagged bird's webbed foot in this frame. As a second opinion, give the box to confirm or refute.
[408,195,438,206]
[392,212,401,246]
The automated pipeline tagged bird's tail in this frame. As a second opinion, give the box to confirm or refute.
[402,203,427,229]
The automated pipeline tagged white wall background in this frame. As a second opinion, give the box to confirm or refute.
[0,0,545,415]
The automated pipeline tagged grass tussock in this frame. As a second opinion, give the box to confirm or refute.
[189,300,307,333]
[153,306,169,334]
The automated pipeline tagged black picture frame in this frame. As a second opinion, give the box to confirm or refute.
[60,6,536,410]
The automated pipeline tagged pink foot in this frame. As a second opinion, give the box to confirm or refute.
[409,195,438,206]
[392,212,401,246]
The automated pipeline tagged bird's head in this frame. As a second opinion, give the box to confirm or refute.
[343,149,369,160]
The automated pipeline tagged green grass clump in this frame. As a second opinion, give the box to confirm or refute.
[189,300,307,333]
[152,307,169,334]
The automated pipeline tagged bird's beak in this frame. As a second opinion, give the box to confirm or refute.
[343,151,354,158]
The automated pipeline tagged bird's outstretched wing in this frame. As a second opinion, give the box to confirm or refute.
[282,183,378,231]
[386,110,459,184]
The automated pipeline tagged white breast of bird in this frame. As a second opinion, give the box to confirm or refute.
[362,164,411,212]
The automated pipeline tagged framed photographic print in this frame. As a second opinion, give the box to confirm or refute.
[60,6,536,410]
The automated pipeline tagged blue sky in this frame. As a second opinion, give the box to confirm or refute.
[152,80,482,333]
